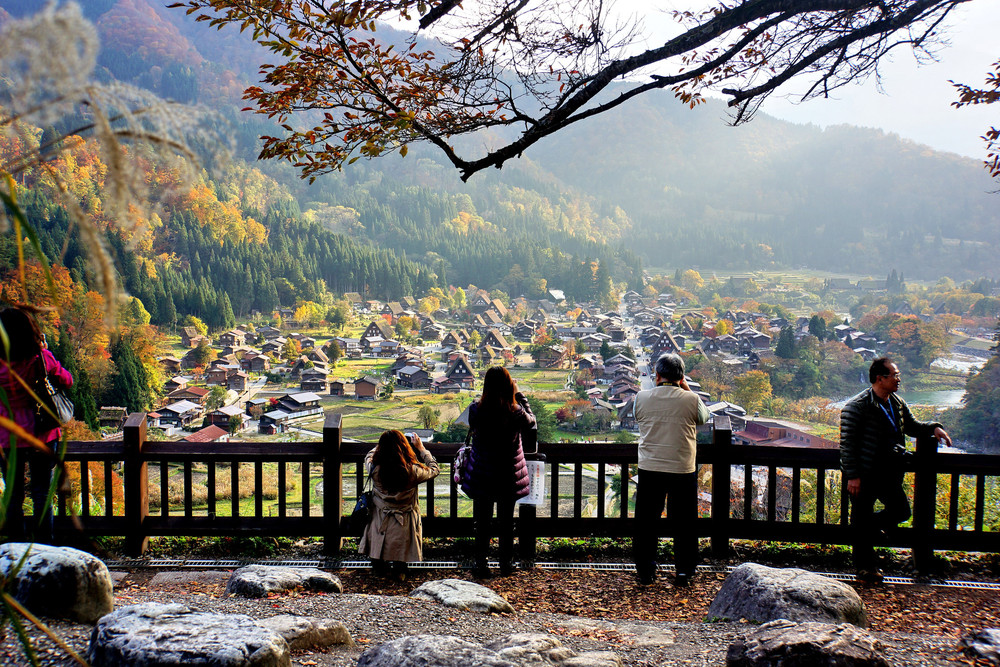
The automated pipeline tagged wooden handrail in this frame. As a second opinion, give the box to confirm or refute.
[48,412,1000,572]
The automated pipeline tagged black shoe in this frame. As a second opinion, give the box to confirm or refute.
[856,568,884,584]
[473,560,491,578]
[674,572,694,587]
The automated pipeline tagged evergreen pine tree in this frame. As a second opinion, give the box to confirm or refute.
[775,326,797,359]
[218,292,236,331]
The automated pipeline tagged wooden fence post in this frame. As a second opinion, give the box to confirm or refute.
[710,416,733,559]
[323,412,343,558]
[911,434,937,574]
[123,413,148,557]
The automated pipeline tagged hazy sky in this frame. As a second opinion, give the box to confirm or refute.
[615,0,997,159]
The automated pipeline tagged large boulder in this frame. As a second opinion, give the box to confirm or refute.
[257,614,355,650]
[0,542,113,623]
[358,633,621,667]
[88,602,290,667]
[410,578,514,613]
[225,565,342,598]
[960,629,1000,663]
[727,619,889,666]
[707,563,867,627]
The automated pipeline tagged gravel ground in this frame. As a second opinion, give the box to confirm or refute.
[0,567,980,666]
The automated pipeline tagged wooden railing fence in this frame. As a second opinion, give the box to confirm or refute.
[47,413,1000,572]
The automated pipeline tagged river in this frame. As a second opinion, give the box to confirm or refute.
[894,389,966,408]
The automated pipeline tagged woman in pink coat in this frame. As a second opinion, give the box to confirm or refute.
[0,306,74,543]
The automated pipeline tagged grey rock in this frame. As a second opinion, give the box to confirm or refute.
[88,602,290,667]
[257,614,355,650]
[707,563,867,627]
[562,652,623,667]
[620,623,676,647]
[0,542,113,623]
[960,628,1000,663]
[225,565,342,598]
[357,634,518,667]
[727,619,889,666]
[486,632,572,663]
[410,578,515,613]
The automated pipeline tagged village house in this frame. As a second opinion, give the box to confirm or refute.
[396,365,433,389]
[329,379,347,396]
[420,319,446,341]
[258,410,290,435]
[734,420,838,449]
[164,385,211,407]
[245,398,269,418]
[469,291,492,313]
[435,356,475,392]
[204,405,244,431]
[241,351,271,373]
[362,319,395,342]
[331,337,362,356]
[354,376,383,400]
[300,368,329,393]
[227,371,249,393]
[98,406,128,431]
[206,364,240,386]
[158,400,203,428]
[257,325,281,339]
[343,292,363,308]
[262,338,287,356]
[442,329,470,350]
[179,326,202,348]
[617,397,637,430]
[159,357,182,375]
[163,376,189,394]
[181,425,231,444]
[381,301,405,323]
[480,328,511,353]
[217,329,246,348]
[513,320,539,342]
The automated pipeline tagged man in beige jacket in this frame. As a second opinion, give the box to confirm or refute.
[632,353,710,586]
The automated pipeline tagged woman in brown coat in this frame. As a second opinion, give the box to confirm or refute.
[359,430,439,581]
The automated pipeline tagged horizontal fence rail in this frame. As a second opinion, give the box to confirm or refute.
[42,413,1000,571]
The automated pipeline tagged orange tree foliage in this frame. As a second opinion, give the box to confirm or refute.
[171,0,972,181]
[953,59,1000,180]
[62,460,126,516]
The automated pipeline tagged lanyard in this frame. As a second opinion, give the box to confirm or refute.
[876,397,898,432]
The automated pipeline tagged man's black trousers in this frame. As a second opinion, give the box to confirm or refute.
[850,468,911,571]
[633,468,698,580]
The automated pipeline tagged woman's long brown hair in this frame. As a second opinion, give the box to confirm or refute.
[0,305,44,362]
[478,366,518,414]
[372,429,424,493]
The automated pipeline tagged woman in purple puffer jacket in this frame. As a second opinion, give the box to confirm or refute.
[461,366,536,577]
[0,306,74,543]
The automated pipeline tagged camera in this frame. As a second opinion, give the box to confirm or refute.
[405,431,417,445]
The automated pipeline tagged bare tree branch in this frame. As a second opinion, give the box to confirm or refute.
[170,0,976,181]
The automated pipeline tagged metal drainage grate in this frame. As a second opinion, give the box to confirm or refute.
[102,558,1000,591]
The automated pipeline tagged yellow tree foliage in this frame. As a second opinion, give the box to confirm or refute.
[732,370,773,415]
[293,300,325,327]
[715,319,735,336]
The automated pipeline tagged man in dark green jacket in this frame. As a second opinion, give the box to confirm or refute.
[840,357,951,582]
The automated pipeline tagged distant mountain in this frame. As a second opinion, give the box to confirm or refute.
[3,0,998,282]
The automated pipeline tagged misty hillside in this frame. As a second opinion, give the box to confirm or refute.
[4,0,997,281]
